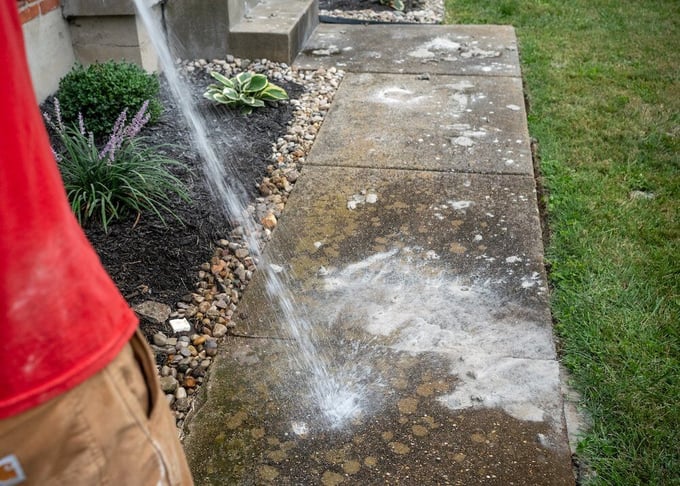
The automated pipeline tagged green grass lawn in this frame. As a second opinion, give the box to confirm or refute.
[444,1,679,484]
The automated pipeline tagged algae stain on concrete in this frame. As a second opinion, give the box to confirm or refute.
[287,192,361,282]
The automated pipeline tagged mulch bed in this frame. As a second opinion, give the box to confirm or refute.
[44,74,302,340]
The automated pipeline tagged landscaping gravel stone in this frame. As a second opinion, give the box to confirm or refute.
[133,300,172,324]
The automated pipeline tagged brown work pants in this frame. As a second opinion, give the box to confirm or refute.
[0,330,194,485]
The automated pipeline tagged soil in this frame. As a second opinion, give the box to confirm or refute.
[320,0,392,11]
[46,72,302,340]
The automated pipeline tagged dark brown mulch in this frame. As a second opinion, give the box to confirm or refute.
[320,0,424,11]
[45,73,302,338]
[320,0,392,10]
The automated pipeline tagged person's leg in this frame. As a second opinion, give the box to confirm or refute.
[0,330,193,485]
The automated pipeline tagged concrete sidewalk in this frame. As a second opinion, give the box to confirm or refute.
[184,24,575,485]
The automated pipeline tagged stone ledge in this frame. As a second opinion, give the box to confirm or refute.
[229,0,318,63]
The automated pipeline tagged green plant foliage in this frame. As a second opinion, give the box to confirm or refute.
[203,71,289,114]
[45,99,188,232]
[379,0,405,11]
[56,61,162,139]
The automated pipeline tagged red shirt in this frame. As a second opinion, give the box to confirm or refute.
[0,3,138,419]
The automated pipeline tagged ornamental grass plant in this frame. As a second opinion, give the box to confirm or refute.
[45,99,189,232]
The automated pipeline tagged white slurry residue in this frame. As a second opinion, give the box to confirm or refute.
[408,48,436,59]
[460,46,501,59]
[291,421,309,436]
[448,200,474,211]
[506,104,521,111]
[452,92,469,106]
[521,272,541,289]
[319,249,561,427]
[347,191,379,210]
[425,250,440,260]
[426,37,463,51]
[408,37,462,59]
[439,356,560,423]
[375,87,429,105]
[450,126,487,148]
[452,136,474,147]
[447,81,475,91]
[408,38,501,61]
[506,256,523,263]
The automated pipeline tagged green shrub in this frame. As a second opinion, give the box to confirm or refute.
[56,61,162,139]
[203,71,289,115]
[45,99,188,231]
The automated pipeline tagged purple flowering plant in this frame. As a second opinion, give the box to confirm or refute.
[44,98,189,231]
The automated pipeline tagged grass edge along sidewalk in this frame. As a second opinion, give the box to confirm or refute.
[444,1,679,484]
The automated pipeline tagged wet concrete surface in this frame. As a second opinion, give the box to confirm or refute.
[186,336,572,485]
[183,24,575,485]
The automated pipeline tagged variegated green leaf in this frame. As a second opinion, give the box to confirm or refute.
[214,93,233,104]
[222,87,240,101]
[243,74,268,93]
[209,71,234,89]
[259,84,289,101]
[239,94,265,107]
[234,72,252,89]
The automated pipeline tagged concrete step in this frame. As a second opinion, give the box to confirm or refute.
[229,0,318,64]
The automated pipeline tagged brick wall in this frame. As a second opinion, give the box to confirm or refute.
[17,0,61,24]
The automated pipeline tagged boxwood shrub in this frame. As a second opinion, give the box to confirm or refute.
[56,61,162,139]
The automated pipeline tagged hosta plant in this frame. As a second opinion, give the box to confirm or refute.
[203,71,289,114]
[44,99,189,231]
[379,0,405,11]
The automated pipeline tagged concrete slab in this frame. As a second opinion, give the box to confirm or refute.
[184,167,573,484]
[295,24,521,77]
[308,72,532,174]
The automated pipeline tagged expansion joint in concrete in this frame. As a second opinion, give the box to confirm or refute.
[228,331,292,341]
[304,162,535,179]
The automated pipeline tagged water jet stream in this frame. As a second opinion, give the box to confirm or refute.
[133,0,362,428]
